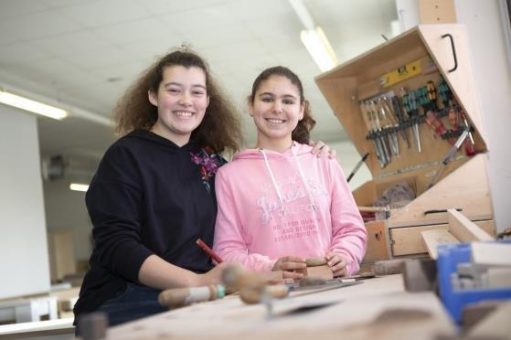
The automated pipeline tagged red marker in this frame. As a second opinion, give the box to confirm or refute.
[196,238,223,264]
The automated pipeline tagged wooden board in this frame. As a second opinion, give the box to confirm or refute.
[471,242,511,266]
[421,229,459,259]
[108,275,455,340]
[362,221,390,266]
[389,219,494,256]
[388,154,493,228]
[447,208,493,242]
[307,265,333,280]
[419,0,457,24]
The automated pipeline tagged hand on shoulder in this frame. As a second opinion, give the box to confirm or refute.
[310,140,337,159]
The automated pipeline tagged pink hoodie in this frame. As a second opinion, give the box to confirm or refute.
[213,143,367,275]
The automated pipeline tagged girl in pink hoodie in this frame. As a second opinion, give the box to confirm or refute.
[213,66,367,280]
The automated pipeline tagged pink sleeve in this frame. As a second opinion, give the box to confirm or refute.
[213,169,276,272]
[327,159,367,275]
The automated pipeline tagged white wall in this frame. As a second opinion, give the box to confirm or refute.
[454,0,511,231]
[0,107,50,299]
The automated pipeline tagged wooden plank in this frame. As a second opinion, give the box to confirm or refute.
[471,242,511,266]
[421,229,459,259]
[352,181,377,206]
[363,221,390,264]
[307,265,333,280]
[390,220,494,256]
[392,224,449,256]
[419,0,457,24]
[447,209,493,242]
[388,154,493,228]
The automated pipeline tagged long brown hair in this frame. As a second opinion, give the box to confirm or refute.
[115,48,241,153]
[248,66,316,144]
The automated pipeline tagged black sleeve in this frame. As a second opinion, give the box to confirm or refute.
[85,145,152,283]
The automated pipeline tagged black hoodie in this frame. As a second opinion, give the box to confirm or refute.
[74,130,219,316]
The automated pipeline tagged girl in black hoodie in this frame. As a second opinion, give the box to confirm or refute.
[74,49,241,329]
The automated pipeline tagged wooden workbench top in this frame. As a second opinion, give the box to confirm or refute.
[107,274,455,339]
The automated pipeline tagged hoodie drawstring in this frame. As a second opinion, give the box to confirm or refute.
[291,146,317,212]
[259,149,285,211]
[291,146,325,250]
[259,146,319,219]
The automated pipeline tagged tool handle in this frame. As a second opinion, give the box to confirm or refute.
[425,111,447,137]
[359,103,373,132]
[239,285,289,304]
[158,285,225,308]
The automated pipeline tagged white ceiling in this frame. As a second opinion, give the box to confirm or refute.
[0,0,397,164]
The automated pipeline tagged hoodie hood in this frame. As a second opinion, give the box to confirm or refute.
[233,142,313,161]
[127,129,197,151]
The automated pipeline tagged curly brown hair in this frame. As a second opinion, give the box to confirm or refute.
[248,66,316,144]
[115,48,242,153]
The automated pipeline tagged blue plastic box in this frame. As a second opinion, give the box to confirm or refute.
[437,242,511,324]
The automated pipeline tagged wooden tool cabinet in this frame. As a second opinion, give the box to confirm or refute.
[315,24,494,266]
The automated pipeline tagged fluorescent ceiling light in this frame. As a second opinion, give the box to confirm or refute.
[289,0,338,72]
[300,27,338,72]
[0,89,68,120]
[69,183,89,192]
[288,0,315,29]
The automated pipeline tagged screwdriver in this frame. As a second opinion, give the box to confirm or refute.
[401,87,422,152]
[427,128,470,188]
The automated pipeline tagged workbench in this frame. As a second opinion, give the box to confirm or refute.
[107,275,456,339]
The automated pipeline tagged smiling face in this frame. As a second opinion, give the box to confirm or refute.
[249,75,304,151]
[148,65,210,146]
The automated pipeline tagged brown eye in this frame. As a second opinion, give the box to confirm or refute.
[192,90,206,96]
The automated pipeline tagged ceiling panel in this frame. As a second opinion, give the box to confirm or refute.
[92,17,175,46]
[29,30,113,58]
[0,10,82,44]
[0,0,50,20]
[54,0,148,28]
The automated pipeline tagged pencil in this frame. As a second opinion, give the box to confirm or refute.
[196,238,223,264]
[346,152,369,183]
